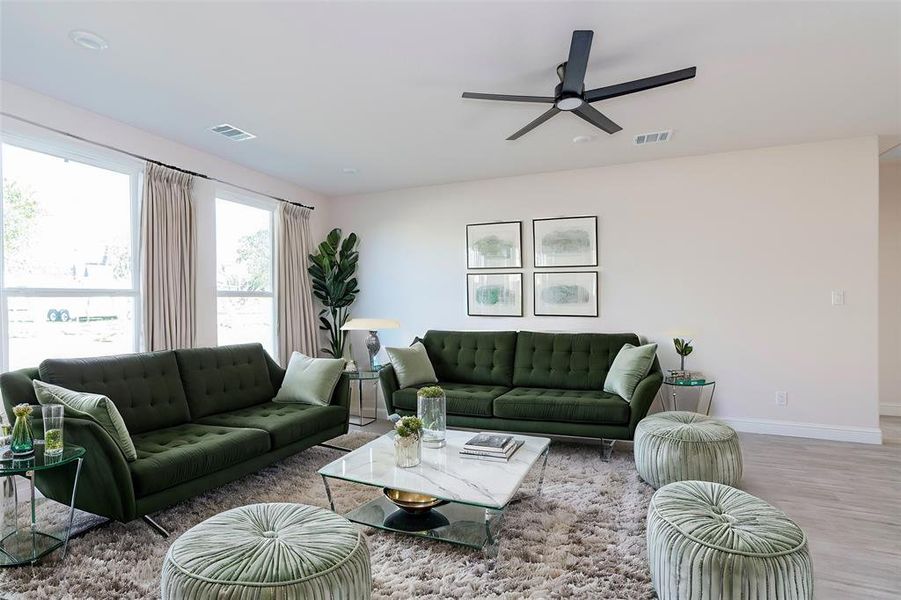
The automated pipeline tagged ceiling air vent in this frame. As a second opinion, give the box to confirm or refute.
[634,130,672,145]
[209,123,256,142]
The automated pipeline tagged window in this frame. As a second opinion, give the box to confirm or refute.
[1,139,141,370]
[215,195,275,357]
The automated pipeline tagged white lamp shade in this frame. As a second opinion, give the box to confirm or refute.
[340,318,400,331]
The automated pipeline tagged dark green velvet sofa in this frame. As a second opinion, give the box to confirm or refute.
[0,343,349,533]
[379,331,662,452]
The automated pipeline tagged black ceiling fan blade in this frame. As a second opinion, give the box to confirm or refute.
[584,67,697,103]
[561,30,594,95]
[573,103,622,134]
[462,92,554,103]
[507,107,560,140]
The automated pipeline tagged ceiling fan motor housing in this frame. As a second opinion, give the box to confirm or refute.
[554,82,584,110]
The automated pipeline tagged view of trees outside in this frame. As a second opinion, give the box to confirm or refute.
[216,198,274,355]
[1,143,137,369]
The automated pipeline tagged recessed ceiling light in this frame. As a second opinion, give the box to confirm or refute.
[69,30,108,51]
[342,167,358,175]
[572,135,594,144]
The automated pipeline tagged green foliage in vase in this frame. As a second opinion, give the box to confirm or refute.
[673,338,694,357]
[12,403,32,418]
[394,416,423,438]
[308,228,360,358]
[417,386,445,398]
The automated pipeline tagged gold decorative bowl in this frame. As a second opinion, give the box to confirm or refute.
[383,488,447,514]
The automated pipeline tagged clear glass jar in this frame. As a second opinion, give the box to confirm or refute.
[42,405,64,456]
[417,391,447,448]
[394,434,422,468]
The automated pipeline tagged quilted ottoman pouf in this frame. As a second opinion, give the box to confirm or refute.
[634,411,742,488]
[161,503,371,600]
[647,481,812,600]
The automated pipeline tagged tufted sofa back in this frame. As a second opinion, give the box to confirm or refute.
[174,343,275,419]
[39,351,191,435]
[512,331,641,391]
[421,330,517,387]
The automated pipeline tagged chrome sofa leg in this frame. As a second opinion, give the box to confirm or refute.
[143,515,170,538]
[600,439,615,462]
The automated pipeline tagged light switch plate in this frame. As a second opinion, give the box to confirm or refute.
[831,290,845,306]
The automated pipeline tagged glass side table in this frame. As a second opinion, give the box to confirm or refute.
[347,369,382,426]
[1,443,85,566]
[659,377,716,416]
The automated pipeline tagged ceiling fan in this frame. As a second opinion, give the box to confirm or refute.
[462,30,697,140]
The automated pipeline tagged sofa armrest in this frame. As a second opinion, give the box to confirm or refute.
[628,362,663,437]
[378,365,400,415]
[331,372,351,411]
[34,416,137,523]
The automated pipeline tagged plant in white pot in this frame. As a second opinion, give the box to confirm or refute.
[393,416,423,468]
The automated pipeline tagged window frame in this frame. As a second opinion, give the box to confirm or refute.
[0,131,143,371]
[214,190,278,360]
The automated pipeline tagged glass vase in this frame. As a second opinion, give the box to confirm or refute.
[42,405,64,456]
[10,414,34,457]
[417,391,447,448]
[394,434,421,468]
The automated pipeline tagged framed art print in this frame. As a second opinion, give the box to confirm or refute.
[466,221,523,269]
[533,271,598,317]
[533,216,598,267]
[467,273,523,317]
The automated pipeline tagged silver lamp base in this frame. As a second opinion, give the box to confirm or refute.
[365,330,381,371]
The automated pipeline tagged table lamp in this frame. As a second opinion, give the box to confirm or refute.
[340,318,400,371]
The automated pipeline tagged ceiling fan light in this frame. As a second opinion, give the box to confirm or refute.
[556,97,583,111]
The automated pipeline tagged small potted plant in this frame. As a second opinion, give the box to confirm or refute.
[393,415,423,468]
[417,386,446,448]
[673,338,694,374]
[10,403,34,457]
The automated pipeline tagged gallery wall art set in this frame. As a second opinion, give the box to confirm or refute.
[465,216,598,317]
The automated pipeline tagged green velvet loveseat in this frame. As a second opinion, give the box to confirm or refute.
[0,343,350,534]
[379,331,662,454]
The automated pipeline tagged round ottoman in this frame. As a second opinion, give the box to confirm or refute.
[635,411,742,488]
[647,481,812,600]
[161,503,371,600]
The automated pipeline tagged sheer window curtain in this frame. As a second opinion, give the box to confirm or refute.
[276,202,318,364]
[141,163,196,351]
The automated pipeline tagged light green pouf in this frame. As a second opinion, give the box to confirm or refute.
[647,481,813,600]
[161,503,371,600]
[634,411,742,489]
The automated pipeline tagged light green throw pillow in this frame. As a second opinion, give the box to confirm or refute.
[385,341,438,389]
[33,380,137,461]
[603,342,658,401]
[273,352,345,406]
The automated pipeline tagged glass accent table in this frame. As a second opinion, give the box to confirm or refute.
[660,377,716,415]
[346,369,381,427]
[318,429,550,559]
[0,444,85,566]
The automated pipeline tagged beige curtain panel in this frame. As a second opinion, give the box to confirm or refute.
[277,202,318,364]
[141,163,196,351]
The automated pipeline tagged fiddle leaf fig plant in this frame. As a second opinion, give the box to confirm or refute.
[673,338,694,370]
[308,228,360,358]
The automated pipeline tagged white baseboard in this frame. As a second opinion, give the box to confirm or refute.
[880,403,901,417]
[719,417,883,445]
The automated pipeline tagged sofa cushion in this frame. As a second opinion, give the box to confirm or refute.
[39,351,190,435]
[130,423,271,497]
[175,344,275,419]
[393,382,510,417]
[273,352,345,406]
[512,331,641,391]
[494,387,630,425]
[421,330,517,387]
[197,402,347,449]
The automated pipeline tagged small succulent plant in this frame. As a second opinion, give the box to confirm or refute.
[12,403,33,418]
[673,338,694,370]
[417,386,445,399]
[394,416,423,439]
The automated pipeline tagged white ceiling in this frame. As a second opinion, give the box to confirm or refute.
[1,1,899,196]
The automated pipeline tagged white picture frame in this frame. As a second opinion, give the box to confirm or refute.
[467,273,523,317]
[533,216,598,268]
[533,271,598,317]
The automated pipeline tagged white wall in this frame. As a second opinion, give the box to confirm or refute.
[0,81,329,350]
[329,137,882,443]
[879,160,901,416]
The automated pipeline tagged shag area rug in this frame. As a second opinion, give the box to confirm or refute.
[1,433,656,599]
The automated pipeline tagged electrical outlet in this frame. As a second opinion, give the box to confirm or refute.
[775,391,788,406]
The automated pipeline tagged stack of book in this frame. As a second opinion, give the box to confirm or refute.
[459,432,523,462]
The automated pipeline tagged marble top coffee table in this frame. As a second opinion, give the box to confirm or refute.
[318,429,550,558]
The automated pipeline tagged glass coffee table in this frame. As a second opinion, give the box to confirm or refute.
[1,443,85,566]
[318,429,550,558]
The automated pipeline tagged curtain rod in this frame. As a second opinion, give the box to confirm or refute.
[0,111,315,211]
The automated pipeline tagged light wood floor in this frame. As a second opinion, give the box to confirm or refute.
[351,416,901,599]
